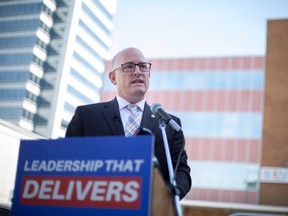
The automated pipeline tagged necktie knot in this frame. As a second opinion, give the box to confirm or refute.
[126,104,138,114]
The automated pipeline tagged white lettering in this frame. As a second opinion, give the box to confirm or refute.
[66,181,74,200]
[31,160,39,171]
[72,160,80,171]
[93,160,104,171]
[105,160,144,172]
[22,159,144,173]
[105,160,114,171]
[24,160,30,171]
[63,160,72,171]
[21,179,140,204]
[38,180,53,199]
[22,180,39,199]
[52,180,65,200]
[123,181,139,202]
[39,160,47,171]
[122,160,133,172]
[55,160,64,171]
[76,181,93,200]
[134,160,144,172]
[106,181,123,201]
[90,181,107,201]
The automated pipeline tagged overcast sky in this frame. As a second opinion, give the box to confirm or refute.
[110,0,288,58]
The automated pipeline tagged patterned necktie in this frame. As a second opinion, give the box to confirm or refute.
[125,104,140,137]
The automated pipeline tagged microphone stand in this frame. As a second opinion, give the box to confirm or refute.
[158,119,183,216]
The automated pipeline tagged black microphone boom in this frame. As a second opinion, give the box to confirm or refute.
[151,103,182,132]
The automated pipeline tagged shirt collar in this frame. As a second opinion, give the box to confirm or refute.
[116,95,145,112]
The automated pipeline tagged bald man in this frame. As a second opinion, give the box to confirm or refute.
[65,47,192,199]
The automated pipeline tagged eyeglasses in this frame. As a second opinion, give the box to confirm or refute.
[112,62,151,73]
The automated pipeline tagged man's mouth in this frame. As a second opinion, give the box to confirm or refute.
[132,79,143,84]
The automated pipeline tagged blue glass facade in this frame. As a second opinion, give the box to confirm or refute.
[0,0,116,137]
[152,70,263,90]
[177,111,262,139]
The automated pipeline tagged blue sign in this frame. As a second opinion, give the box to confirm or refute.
[11,136,154,216]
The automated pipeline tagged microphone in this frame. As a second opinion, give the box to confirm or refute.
[151,103,182,132]
[113,115,121,122]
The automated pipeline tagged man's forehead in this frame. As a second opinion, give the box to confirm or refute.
[119,48,145,59]
[121,50,144,60]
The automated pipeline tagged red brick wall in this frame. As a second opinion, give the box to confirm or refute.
[260,19,288,206]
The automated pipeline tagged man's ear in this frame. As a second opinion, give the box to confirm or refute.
[108,71,117,85]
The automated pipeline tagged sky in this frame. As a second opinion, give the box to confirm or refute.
[109,0,288,58]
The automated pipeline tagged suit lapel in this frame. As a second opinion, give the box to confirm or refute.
[102,98,125,135]
[141,102,158,131]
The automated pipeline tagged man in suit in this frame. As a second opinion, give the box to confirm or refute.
[65,47,191,199]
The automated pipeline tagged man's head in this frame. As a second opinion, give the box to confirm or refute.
[109,47,151,104]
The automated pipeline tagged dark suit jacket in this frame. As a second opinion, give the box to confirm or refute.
[65,98,191,199]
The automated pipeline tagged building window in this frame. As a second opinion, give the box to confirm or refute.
[22,109,34,121]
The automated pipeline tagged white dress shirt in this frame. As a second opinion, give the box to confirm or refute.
[116,95,145,129]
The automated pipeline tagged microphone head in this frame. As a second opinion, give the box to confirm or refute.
[151,103,161,114]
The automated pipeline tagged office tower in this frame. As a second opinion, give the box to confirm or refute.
[102,56,265,204]
[0,0,117,138]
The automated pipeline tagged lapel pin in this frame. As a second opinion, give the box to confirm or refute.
[151,114,156,118]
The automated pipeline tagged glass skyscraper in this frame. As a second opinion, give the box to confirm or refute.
[0,0,117,138]
[102,56,265,204]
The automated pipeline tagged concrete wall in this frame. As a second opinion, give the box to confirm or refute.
[0,120,42,205]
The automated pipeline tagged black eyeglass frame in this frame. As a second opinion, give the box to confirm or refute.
[112,62,152,73]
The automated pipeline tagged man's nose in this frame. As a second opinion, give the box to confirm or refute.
[133,65,142,74]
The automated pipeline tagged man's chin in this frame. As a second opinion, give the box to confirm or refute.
[131,84,146,91]
[131,89,147,99]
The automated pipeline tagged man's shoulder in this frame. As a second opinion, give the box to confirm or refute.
[77,100,115,111]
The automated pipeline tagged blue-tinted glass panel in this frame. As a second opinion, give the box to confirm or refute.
[64,102,76,113]
[189,161,259,190]
[55,0,67,7]
[70,68,100,92]
[0,20,40,32]
[81,3,110,35]
[78,20,108,49]
[67,85,94,104]
[37,97,51,107]
[91,0,113,20]
[0,107,22,119]
[76,35,103,62]
[0,72,29,82]
[61,119,69,128]
[33,114,48,125]
[45,45,58,55]
[73,52,101,76]
[149,71,264,90]
[0,54,33,65]
[0,36,35,48]
[175,111,262,139]
[0,3,42,16]
[0,89,26,100]
[43,62,56,72]
[39,79,53,89]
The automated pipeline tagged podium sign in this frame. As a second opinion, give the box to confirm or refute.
[11,136,154,216]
